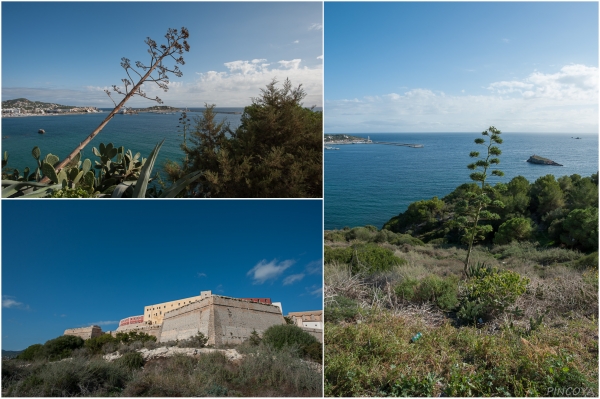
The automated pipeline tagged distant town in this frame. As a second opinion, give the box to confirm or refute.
[2,98,242,117]
[2,98,102,117]
[0,98,183,117]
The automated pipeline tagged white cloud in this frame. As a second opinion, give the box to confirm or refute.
[163,58,322,107]
[293,40,300,44]
[487,64,598,101]
[86,321,118,326]
[247,259,295,284]
[309,23,322,31]
[283,273,305,285]
[304,259,322,275]
[317,55,323,60]
[2,296,29,310]
[4,56,322,108]
[326,64,598,133]
[197,272,207,278]
[278,59,302,69]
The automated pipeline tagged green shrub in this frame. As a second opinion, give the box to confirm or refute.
[178,331,208,348]
[375,230,425,246]
[248,329,262,346]
[16,344,43,361]
[39,335,85,361]
[573,252,598,270]
[262,324,320,361]
[115,331,156,344]
[395,275,459,311]
[84,333,118,354]
[394,278,419,301]
[494,217,533,245]
[324,246,353,264]
[415,275,459,311]
[324,230,347,242]
[325,295,361,323]
[117,351,145,370]
[346,226,375,242]
[459,268,529,322]
[350,243,405,274]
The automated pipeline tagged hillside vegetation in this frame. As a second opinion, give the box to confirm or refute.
[2,327,322,397]
[324,170,598,397]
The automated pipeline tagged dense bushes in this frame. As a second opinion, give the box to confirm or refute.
[3,346,322,397]
[262,324,321,362]
[325,226,424,246]
[494,217,533,244]
[17,335,84,362]
[380,172,598,250]
[324,243,405,274]
[458,267,529,323]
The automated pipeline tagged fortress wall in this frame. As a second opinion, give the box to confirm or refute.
[212,296,285,345]
[159,299,213,343]
[64,325,103,340]
[113,324,162,339]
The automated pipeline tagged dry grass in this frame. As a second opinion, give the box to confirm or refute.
[325,238,598,397]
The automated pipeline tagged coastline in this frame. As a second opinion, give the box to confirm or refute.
[2,111,103,118]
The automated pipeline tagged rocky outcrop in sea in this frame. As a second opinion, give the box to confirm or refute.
[527,155,562,166]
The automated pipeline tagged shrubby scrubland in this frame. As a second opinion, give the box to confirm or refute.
[325,166,598,396]
[2,326,322,397]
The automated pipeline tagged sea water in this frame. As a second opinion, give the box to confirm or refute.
[1,108,243,177]
[325,133,599,230]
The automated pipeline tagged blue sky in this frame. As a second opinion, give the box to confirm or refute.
[325,2,598,133]
[2,2,323,108]
[1,200,323,351]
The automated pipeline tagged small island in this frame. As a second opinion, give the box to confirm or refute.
[527,154,563,166]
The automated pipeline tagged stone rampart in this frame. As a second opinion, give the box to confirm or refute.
[64,325,103,340]
[212,296,285,345]
[159,300,213,343]
[159,295,286,345]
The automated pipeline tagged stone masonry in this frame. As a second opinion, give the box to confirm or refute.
[159,294,286,345]
[64,325,103,340]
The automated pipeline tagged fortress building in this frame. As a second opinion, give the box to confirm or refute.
[288,310,323,330]
[65,290,318,345]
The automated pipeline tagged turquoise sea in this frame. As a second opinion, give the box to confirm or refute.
[1,108,243,177]
[325,133,599,230]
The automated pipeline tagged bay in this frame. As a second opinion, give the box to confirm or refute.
[325,132,599,230]
[1,108,243,178]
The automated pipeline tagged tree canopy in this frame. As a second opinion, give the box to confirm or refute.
[165,79,322,198]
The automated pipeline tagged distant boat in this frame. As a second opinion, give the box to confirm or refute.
[325,146,339,150]
[38,129,45,134]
